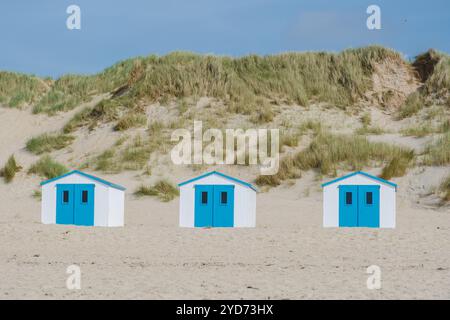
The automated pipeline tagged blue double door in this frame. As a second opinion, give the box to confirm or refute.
[56,184,95,226]
[339,185,380,227]
[194,185,234,227]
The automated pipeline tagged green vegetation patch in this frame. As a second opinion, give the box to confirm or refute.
[398,50,450,119]
[26,133,74,154]
[0,72,48,108]
[380,151,415,180]
[256,131,414,187]
[438,175,450,203]
[0,155,22,183]
[134,180,179,202]
[397,92,424,119]
[114,113,147,131]
[33,58,139,114]
[401,120,449,137]
[28,155,68,179]
[27,46,401,118]
[423,132,450,166]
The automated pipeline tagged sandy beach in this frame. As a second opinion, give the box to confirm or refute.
[1,164,449,299]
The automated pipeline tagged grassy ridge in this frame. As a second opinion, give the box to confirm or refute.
[1,46,402,114]
[0,72,49,108]
[1,47,447,121]
[398,50,450,118]
[33,59,138,114]
[126,47,400,111]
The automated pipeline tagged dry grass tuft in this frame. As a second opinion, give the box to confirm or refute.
[134,180,179,202]
[0,155,22,183]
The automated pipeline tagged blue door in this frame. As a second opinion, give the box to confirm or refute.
[339,185,380,227]
[213,185,234,227]
[74,184,95,226]
[358,185,380,227]
[194,185,235,227]
[194,185,214,227]
[56,184,95,226]
[56,184,75,224]
[339,185,358,227]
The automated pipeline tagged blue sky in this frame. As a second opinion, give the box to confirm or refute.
[0,0,449,78]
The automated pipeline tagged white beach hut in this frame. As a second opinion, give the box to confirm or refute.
[178,171,257,228]
[321,171,397,228]
[40,170,126,227]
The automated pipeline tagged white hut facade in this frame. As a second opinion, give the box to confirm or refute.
[322,171,396,228]
[178,171,257,228]
[40,170,126,227]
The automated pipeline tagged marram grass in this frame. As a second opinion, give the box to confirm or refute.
[134,180,179,202]
[256,131,415,187]
[2,46,402,115]
[0,155,22,183]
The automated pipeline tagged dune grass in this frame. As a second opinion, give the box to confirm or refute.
[355,112,385,135]
[93,149,120,173]
[360,112,372,127]
[28,155,68,179]
[63,106,93,133]
[26,133,74,154]
[397,92,424,119]
[32,189,42,200]
[0,72,49,108]
[0,155,22,183]
[423,52,450,96]
[3,47,447,125]
[63,98,133,133]
[401,123,435,137]
[423,132,450,166]
[24,46,401,117]
[33,58,140,114]
[397,50,450,119]
[88,128,164,173]
[50,46,403,136]
[255,157,301,187]
[256,131,414,187]
[134,180,179,202]
[249,101,275,124]
[132,47,400,110]
[380,151,415,180]
[401,120,449,137]
[280,131,300,148]
[355,125,385,135]
[438,175,450,203]
[114,113,147,131]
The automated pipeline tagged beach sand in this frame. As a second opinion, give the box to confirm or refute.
[0,104,449,300]
[1,171,449,299]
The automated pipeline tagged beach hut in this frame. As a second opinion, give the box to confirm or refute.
[40,170,126,227]
[178,171,257,228]
[321,171,397,228]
